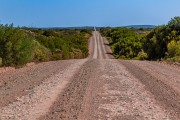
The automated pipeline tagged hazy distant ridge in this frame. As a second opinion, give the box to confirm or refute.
[28,25,156,30]
[124,25,156,29]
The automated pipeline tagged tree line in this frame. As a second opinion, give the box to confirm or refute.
[1,17,179,67]
[100,17,180,62]
[0,24,91,67]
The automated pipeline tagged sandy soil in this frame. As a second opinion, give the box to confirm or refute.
[0,31,179,120]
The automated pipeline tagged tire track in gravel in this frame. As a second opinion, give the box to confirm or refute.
[0,59,87,120]
[39,59,99,120]
[0,61,75,108]
[97,33,103,59]
[80,59,173,120]
[103,37,114,59]
[99,35,108,59]
[92,32,98,59]
[130,60,180,93]
[38,30,108,120]
[120,60,180,119]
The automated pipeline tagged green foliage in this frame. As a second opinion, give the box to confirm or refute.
[35,29,90,60]
[167,40,180,61]
[166,56,180,62]
[167,40,176,57]
[143,26,168,59]
[32,40,52,62]
[136,50,148,60]
[11,30,34,66]
[143,17,180,62]
[101,17,180,62]
[101,28,144,59]
[0,24,91,67]
[167,16,180,30]
[0,24,34,66]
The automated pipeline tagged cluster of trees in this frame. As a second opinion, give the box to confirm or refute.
[0,24,91,67]
[143,17,180,62]
[32,29,91,61]
[100,28,147,59]
[0,24,34,66]
[101,17,180,62]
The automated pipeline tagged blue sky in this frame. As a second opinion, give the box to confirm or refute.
[0,0,180,27]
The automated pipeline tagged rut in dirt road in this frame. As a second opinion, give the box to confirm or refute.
[0,30,180,120]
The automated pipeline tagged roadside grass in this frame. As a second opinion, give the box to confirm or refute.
[166,56,180,63]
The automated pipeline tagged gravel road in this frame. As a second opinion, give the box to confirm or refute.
[0,31,179,120]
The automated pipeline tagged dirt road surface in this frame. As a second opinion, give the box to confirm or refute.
[0,31,180,120]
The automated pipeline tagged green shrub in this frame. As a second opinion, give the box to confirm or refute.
[167,40,176,57]
[0,24,91,67]
[144,17,180,60]
[101,28,143,59]
[166,56,180,62]
[136,50,148,60]
[34,49,47,62]
[12,30,34,66]
[166,40,180,62]
[72,48,83,59]
[0,25,34,66]
[35,30,90,60]
[52,53,63,60]
[32,40,51,62]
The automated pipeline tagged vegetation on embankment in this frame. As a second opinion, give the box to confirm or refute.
[0,24,92,67]
[100,27,148,60]
[100,17,180,62]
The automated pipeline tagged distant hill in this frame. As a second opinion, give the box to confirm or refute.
[25,25,156,30]
[51,26,95,30]
[27,26,95,30]
[124,25,156,29]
